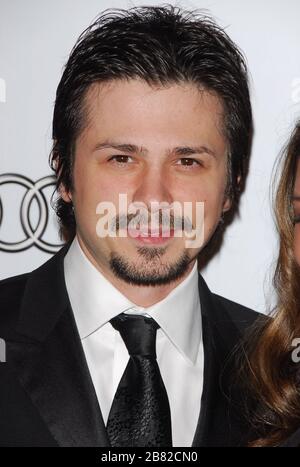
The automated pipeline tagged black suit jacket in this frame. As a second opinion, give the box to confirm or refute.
[0,243,259,447]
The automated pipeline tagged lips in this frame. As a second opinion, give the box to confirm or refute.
[127,226,175,238]
[127,226,176,244]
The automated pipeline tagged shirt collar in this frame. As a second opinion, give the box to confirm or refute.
[64,236,201,365]
[64,237,134,339]
[136,260,201,365]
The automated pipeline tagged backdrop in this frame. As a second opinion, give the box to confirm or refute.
[1,0,300,314]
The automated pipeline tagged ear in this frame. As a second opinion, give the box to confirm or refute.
[222,175,241,213]
[222,196,232,213]
[59,184,73,203]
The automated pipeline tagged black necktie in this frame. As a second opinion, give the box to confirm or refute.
[106,313,172,447]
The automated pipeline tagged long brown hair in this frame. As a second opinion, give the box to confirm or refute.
[244,122,300,446]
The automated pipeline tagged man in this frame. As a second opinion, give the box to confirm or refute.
[0,6,257,447]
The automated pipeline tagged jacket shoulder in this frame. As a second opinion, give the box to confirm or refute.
[0,244,69,338]
[0,273,29,336]
[211,293,264,332]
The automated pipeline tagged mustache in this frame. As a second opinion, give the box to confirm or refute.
[110,212,193,232]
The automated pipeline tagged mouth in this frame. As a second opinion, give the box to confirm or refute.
[127,226,176,245]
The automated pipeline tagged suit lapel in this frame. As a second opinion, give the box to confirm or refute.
[8,244,109,447]
[192,312,219,446]
[192,273,248,447]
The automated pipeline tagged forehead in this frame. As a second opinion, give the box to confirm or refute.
[79,79,226,150]
[77,79,228,155]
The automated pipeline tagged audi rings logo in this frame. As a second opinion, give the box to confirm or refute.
[0,174,64,253]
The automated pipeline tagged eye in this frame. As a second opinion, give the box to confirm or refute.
[176,158,203,168]
[108,155,133,165]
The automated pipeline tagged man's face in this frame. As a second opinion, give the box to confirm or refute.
[62,79,231,285]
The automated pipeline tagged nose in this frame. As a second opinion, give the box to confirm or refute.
[132,165,173,208]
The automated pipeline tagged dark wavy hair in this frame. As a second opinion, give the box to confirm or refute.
[49,4,252,241]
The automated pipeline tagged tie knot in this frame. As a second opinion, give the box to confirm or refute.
[110,313,159,357]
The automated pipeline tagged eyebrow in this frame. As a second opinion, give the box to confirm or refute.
[93,140,216,158]
[292,196,300,201]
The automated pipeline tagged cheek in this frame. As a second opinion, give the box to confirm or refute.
[200,184,227,217]
[73,164,112,204]
[294,225,300,266]
[189,188,225,240]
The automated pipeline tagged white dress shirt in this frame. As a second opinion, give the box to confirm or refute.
[64,236,204,447]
